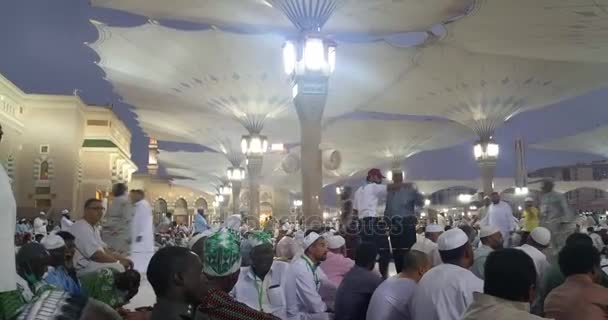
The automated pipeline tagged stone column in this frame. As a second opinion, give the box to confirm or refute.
[477,160,497,196]
[231,181,242,216]
[293,77,328,227]
[247,156,263,226]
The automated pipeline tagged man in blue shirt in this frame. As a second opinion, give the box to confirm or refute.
[41,234,82,296]
[194,208,209,234]
[385,171,424,274]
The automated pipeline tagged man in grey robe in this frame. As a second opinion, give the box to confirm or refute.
[540,180,576,263]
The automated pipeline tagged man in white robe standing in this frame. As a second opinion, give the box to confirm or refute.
[0,124,17,298]
[33,211,48,236]
[411,228,483,320]
[60,209,73,231]
[481,192,516,247]
[130,189,155,272]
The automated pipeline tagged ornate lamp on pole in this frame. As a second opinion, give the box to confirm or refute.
[241,133,268,222]
[473,139,500,196]
[227,166,246,215]
[283,36,336,224]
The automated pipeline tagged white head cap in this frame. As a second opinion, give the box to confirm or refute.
[425,224,443,233]
[437,228,469,251]
[479,225,501,238]
[39,212,46,216]
[530,227,551,246]
[188,229,216,249]
[61,209,69,215]
[327,235,346,249]
[303,232,322,250]
[524,197,534,202]
[41,234,65,250]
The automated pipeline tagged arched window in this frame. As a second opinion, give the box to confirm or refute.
[195,197,208,210]
[39,161,49,180]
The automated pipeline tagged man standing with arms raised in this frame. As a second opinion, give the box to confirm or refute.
[353,168,403,278]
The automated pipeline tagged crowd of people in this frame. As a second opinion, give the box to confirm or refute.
[2,164,608,320]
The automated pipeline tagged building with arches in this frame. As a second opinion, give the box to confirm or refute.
[0,73,137,219]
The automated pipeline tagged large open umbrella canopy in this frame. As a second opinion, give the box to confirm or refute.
[531,125,608,159]
[92,0,472,34]
[444,0,608,63]
[366,44,608,139]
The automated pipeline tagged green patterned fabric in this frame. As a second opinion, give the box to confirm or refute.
[247,231,272,248]
[203,229,242,277]
[0,290,26,320]
[79,268,125,308]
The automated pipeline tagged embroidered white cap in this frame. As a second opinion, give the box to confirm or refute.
[530,227,551,246]
[327,235,346,249]
[479,225,501,238]
[41,234,65,250]
[437,228,469,251]
[425,224,443,233]
[303,232,322,250]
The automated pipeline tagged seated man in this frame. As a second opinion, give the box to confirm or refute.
[462,249,545,319]
[334,242,383,320]
[285,231,336,320]
[16,242,55,298]
[411,224,443,267]
[366,250,430,320]
[545,244,608,320]
[471,225,503,280]
[148,246,208,320]
[320,235,355,286]
[411,228,483,320]
[79,267,140,308]
[231,231,289,319]
[41,234,82,296]
[70,199,133,275]
[18,290,123,320]
[198,229,279,320]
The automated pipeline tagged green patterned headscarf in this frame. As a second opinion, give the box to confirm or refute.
[203,228,242,277]
[246,231,272,249]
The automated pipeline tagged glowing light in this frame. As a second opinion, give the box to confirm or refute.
[283,41,296,75]
[424,199,431,206]
[515,187,529,196]
[458,194,473,203]
[304,38,325,71]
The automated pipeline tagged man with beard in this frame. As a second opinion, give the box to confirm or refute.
[471,225,503,280]
[285,231,336,320]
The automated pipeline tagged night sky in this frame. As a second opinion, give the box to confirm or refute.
[1,0,606,184]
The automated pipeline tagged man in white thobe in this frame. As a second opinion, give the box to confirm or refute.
[130,189,155,272]
[411,228,483,320]
[471,225,503,280]
[232,231,289,319]
[411,224,443,267]
[0,124,17,295]
[60,209,74,231]
[285,232,336,320]
[33,212,48,236]
[516,227,551,314]
[481,192,516,247]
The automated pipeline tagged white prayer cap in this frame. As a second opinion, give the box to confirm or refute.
[223,214,242,232]
[41,234,65,250]
[524,197,534,202]
[530,227,551,246]
[437,228,469,251]
[303,232,322,250]
[188,229,216,249]
[327,235,346,249]
[39,212,46,216]
[61,209,69,214]
[479,225,501,238]
[425,224,443,233]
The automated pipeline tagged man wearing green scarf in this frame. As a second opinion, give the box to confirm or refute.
[198,229,279,320]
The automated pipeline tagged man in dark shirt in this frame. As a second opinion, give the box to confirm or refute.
[148,247,208,320]
[334,242,383,320]
[385,172,424,273]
